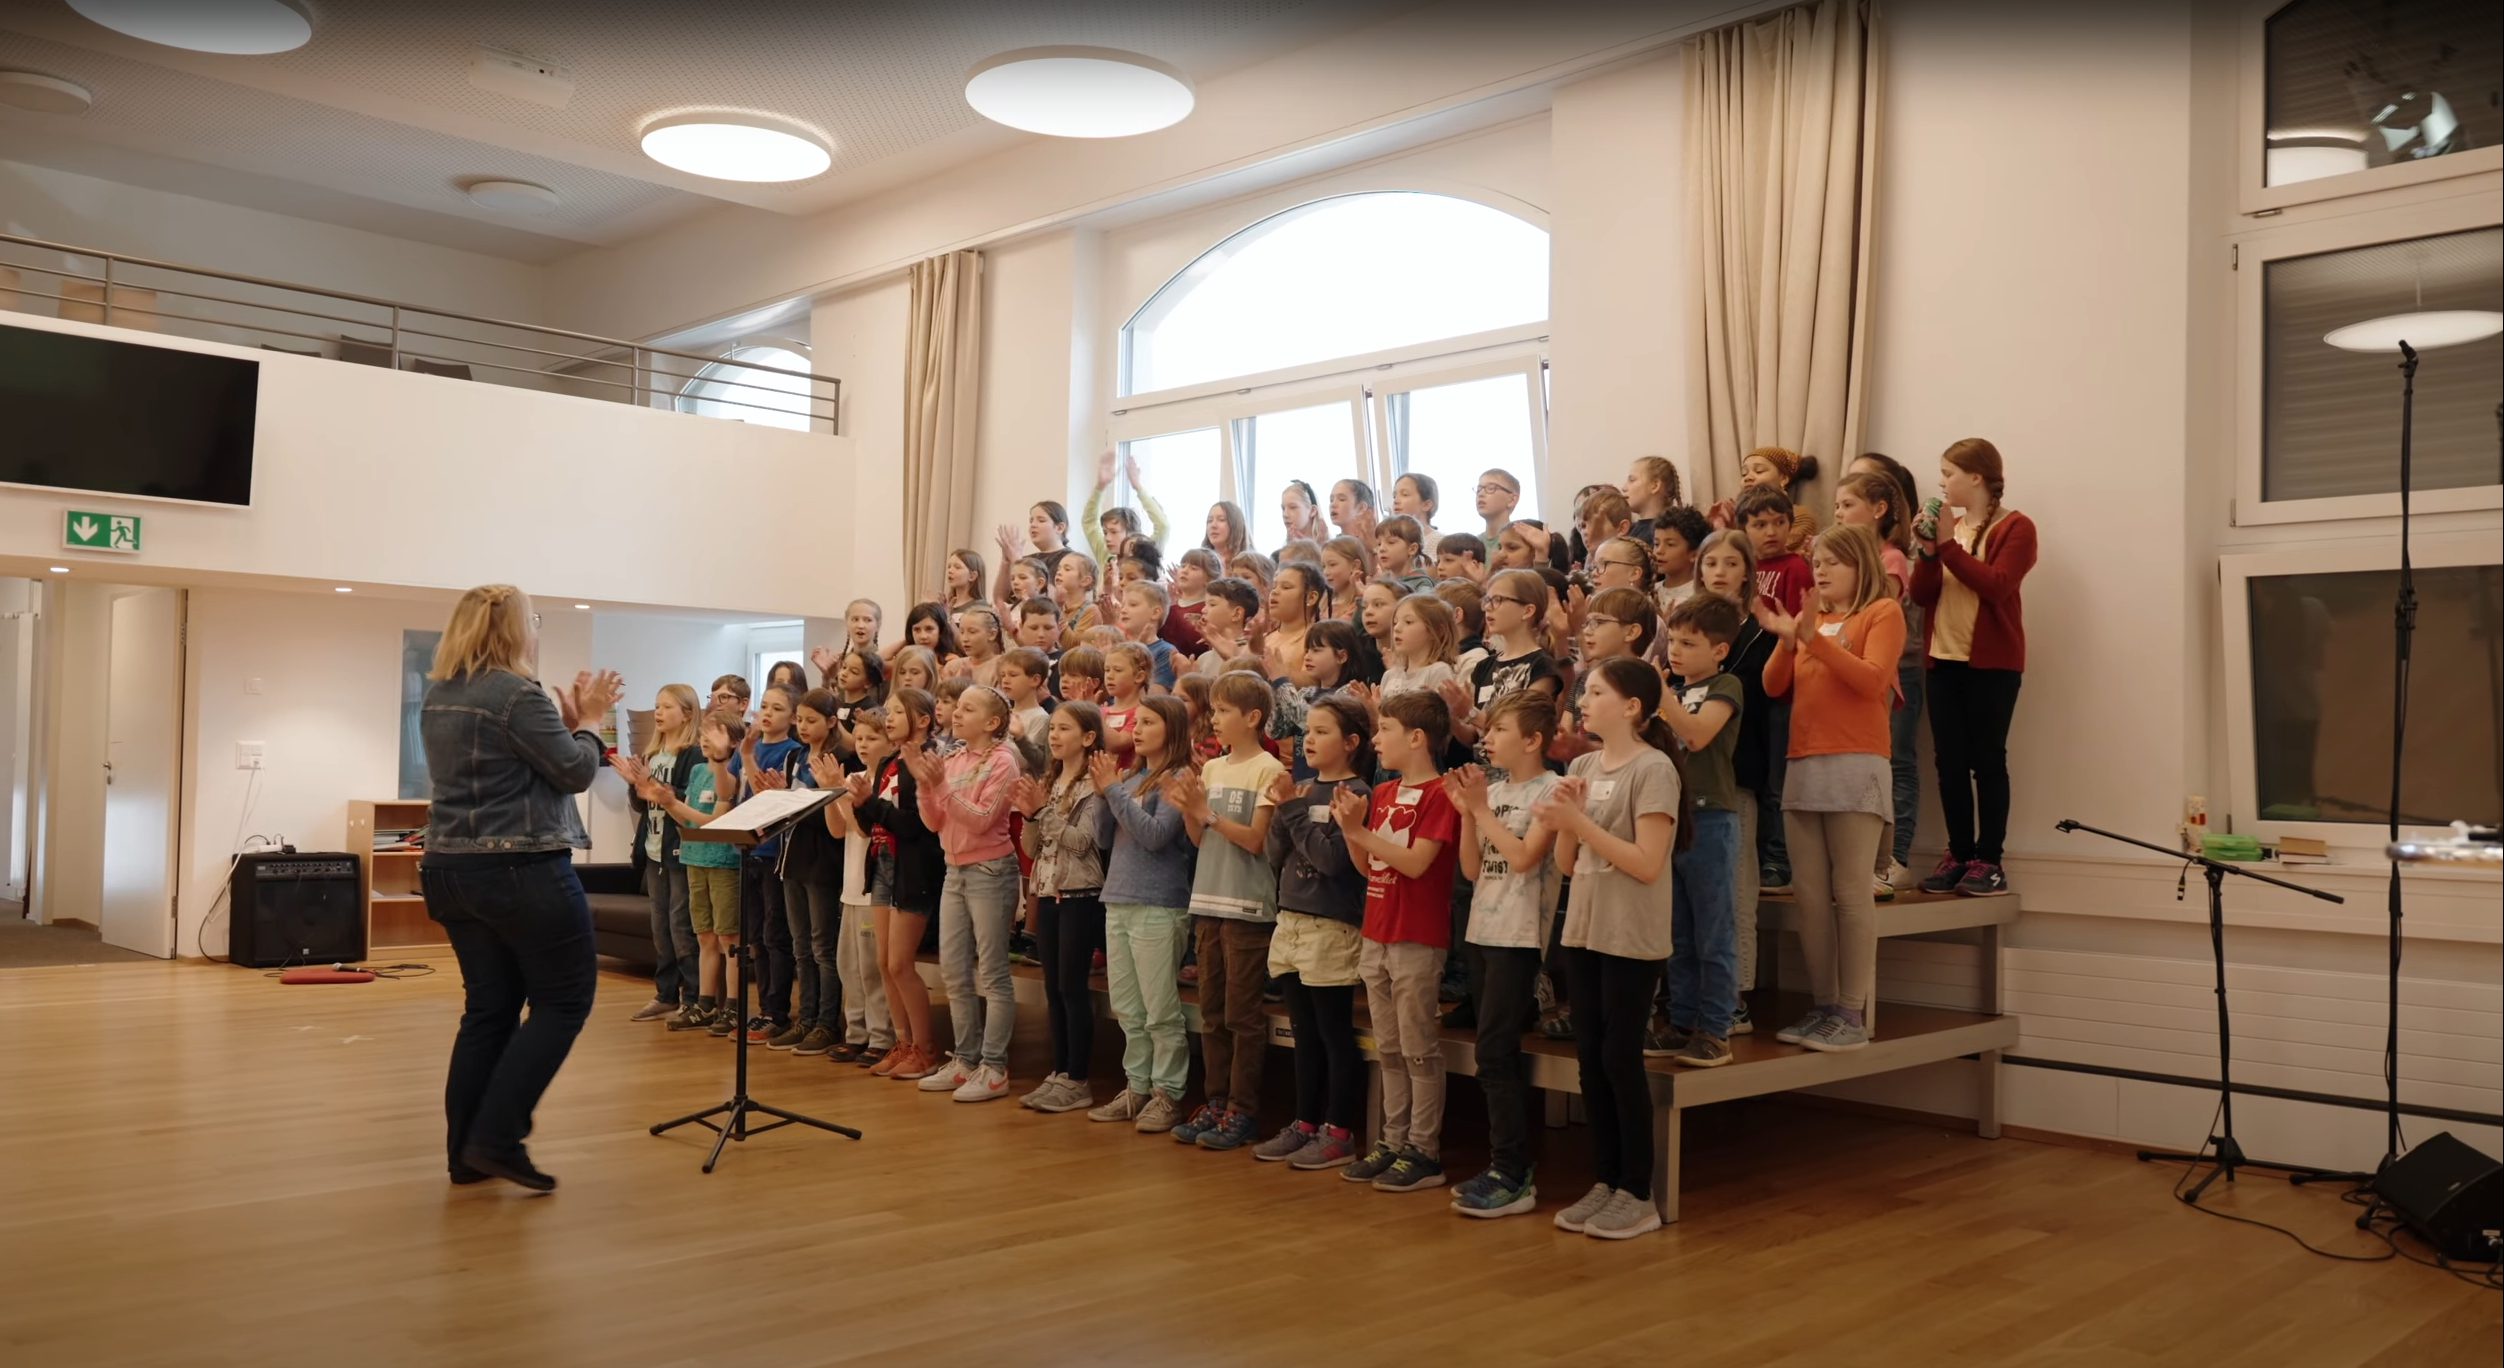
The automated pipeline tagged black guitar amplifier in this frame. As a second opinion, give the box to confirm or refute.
[227,852,366,968]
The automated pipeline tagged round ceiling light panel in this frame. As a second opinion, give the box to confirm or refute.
[463,179,561,214]
[0,71,94,114]
[2323,310,2504,353]
[67,0,313,55]
[965,46,1194,138]
[639,113,831,183]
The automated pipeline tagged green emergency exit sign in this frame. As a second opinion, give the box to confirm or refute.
[64,510,142,553]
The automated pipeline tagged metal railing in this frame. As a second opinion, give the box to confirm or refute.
[0,231,838,433]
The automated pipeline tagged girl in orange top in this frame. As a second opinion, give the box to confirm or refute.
[1754,523,1905,1053]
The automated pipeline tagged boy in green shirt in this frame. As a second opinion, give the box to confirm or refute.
[1659,594,1748,1068]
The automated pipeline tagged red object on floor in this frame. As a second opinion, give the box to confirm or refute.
[278,967,375,984]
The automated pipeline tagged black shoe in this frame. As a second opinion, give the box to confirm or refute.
[459,1145,557,1193]
[448,1164,493,1186]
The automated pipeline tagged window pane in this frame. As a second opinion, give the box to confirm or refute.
[1123,193,1549,395]
[2265,0,2501,188]
[681,345,814,431]
[2263,227,2502,502]
[1386,372,1540,535]
[1118,429,1223,558]
[1235,401,1362,553]
[2248,564,2502,826]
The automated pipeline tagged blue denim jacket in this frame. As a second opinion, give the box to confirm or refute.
[421,669,600,854]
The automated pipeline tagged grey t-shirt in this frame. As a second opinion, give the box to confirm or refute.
[1559,746,1682,962]
[1465,772,1562,950]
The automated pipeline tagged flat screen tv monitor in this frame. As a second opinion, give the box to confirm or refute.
[0,322,259,507]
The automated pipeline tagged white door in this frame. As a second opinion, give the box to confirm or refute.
[102,589,183,958]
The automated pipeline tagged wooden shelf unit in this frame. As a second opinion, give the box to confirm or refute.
[346,799,438,949]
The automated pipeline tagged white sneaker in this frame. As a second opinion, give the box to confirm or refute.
[629,998,675,1022]
[1584,1189,1663,1240]
[1554,1182,1615,1233]
[916,1054,973,1092]
[1019,1072,1067,1109]
[952,1063,1012,1103]
[1885,859,1910,890]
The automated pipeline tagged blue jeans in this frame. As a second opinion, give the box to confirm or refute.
[938,855,1022,1069]
[1888,657,1924,868]
[423,854,597,1167]
[645,862,695,1005]
[1669,807,1741,1039]
[784,873,842,1030]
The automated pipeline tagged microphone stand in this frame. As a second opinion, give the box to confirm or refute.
[2054,819,2348,1201]
[651,803,861,1172]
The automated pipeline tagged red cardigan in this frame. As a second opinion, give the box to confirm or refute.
[1910,510,2036,673]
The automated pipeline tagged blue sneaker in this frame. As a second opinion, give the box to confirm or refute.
[1197,1109,1259,1152]
[1171,1102,1224,1145]
[1342,1141,1400,1183]
[1371,1148,1446,1192]
[1451,1167,1536,1219]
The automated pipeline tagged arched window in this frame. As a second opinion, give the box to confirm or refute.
[1111,192,1551,549]
[677,341,815,431]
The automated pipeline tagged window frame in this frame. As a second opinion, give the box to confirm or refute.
[2217,530,2501,849]
[1106,340,1551,537]
[1370,354,1552,524]
[2236,0,2504,217]
[1115,191,1551,400]
[675,336,818,432]
[2231,194,2504,526]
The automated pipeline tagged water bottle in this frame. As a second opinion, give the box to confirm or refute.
[1914,496,1944,544]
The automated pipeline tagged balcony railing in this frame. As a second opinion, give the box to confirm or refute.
[0,231,838,434]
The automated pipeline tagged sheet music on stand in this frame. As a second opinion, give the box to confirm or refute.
[681,788,835,842]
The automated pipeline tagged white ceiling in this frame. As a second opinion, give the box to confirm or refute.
[0,0,1412,263]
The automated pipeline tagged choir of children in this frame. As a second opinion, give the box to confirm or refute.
[619,442,2032,1237]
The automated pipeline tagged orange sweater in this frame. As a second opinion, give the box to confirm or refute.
[1762,598,1907,760]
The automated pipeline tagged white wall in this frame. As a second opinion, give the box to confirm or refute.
[810,276,911,619]
[0,158,547,341]
[1546,55,1686,509]
[587,611,752,855]
[176,586,593,959]
[0,315,848,619]
[1845,0,2500,1170]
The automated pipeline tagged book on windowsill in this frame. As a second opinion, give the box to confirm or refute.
[2272,835,2330,865]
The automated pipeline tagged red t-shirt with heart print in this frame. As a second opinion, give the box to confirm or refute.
[1360,776,1460,947]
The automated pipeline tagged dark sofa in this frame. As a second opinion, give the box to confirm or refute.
[578,863,657,970]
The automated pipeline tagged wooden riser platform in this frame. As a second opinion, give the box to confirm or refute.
[911,950,2016,1223]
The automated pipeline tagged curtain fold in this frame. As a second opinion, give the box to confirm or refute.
[901,250,985,604]
[1684,0,1880,510]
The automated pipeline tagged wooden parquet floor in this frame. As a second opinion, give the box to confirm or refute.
[0,957,2492,1368]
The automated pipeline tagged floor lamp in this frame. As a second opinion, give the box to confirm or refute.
[2306,304,2504,1182]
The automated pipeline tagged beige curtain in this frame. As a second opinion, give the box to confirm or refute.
[901,250,984,604]
[1684,0,1880,509]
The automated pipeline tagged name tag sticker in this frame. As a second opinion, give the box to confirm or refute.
[1587,779,1620,803]
[1818,621,1844,638]
[1311,800,1335,817]
[1396,786,1422,804]
[1476,685,1494,703]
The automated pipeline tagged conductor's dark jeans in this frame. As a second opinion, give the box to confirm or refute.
[423,853,597,1168]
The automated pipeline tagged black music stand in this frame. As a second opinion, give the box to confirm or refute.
[2054,819,2348,1202]
[650,797,861,1172]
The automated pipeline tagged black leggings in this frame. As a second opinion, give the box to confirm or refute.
[1036,894,1105,1080]
[1928,661,2023,864]
[1567,946,1661,1199]
[1281,975,1364,1131]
